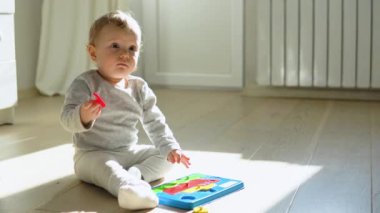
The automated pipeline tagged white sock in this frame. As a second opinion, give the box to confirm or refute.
[118,180,158,210]
[128,166,142,180]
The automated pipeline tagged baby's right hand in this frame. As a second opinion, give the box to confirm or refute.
[80,100,102,126]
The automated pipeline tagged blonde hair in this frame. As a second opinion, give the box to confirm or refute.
[88,10,141,45]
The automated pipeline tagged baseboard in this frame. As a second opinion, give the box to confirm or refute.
[243,84,380,101]
[15,85,380,101]
[151,84,242,92]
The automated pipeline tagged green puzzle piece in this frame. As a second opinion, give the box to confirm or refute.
[153,173,205,193]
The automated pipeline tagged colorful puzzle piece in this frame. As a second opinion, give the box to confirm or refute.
[183,183,215,193]
[153,173,204,194]
[152,173,244,210]
[193,206,208,213]
[163,179,219,195]
[93,92,106,108]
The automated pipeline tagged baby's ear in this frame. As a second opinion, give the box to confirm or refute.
[87,44,97,61]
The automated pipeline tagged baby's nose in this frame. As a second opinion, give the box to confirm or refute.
[120,50,133,59]
[119,53,127,59]
[119,51,130,59]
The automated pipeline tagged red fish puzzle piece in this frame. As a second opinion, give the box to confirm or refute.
[163,179,219,195]
[93,92,106,108]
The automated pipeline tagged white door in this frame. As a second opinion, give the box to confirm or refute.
[142,0,243,88]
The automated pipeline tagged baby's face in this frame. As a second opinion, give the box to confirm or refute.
[88,24,140,85]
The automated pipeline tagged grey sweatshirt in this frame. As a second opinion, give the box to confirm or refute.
[60,70,181,157]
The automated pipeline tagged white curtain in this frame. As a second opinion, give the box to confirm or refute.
[35,0,129,96]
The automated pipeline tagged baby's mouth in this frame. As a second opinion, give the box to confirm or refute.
[117,63,129,68]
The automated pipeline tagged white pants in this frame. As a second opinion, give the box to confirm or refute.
[74,145,173,197]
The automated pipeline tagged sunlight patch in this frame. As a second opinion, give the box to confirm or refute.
[241,160,322,212]
[0,144,74,198]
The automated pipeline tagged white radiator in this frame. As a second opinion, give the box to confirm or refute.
[256,0,380,88]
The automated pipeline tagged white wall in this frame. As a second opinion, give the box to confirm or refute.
[244,1,256,88]
[14,0,42,91]
[125,0,144,77]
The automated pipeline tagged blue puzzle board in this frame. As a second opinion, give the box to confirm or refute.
[152,173,244,210]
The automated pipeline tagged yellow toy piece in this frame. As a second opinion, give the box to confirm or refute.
[183,183,215,193]
[193,206,208,213]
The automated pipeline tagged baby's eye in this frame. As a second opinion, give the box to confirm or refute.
[111,43,120,49]
[129,45,137,52]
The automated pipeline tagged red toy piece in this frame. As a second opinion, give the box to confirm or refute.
[163,179,219,195]
[93,92,106,108]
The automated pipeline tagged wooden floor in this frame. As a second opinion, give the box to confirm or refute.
[0,88,379,213]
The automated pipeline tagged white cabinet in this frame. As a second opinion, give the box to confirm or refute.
[0,0,17,124]
[142,0,243,88]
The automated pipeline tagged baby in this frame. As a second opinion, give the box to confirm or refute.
[60,10,190,210]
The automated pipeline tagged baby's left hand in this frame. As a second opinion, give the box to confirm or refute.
[167,149,191,168]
